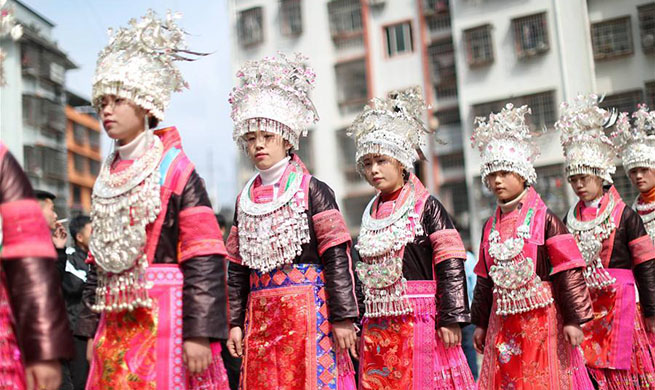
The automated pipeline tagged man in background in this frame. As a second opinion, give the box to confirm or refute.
[216,213,241,390]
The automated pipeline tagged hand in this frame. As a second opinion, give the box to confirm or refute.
[25,360,61,390]
[52,222,67,249]
[86,338,94,364]
[183,337,212,374]
[563,324,584,347]
[473,327,486,354]
[438,324,462,348]
[332,320,358,358]
[227,327,244,358]
[645,316,655,334]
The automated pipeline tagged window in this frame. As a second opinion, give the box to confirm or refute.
[89,159,100,176]
[337,128,361,183]
[424,0,451,33]
[335,59,368,110]
[646,81,655,108]
[465,24,494,66]
[73,123,87,145]
[88,129,100,150]
[294,130,314,173]
[73,153,86,173]
[512,13,549,58]
[614,166,640,203]
[428,39,457,99]
[435,107,460,126]
[327,0,362,38]
[237,7,264,47]
[599,90,643,114]
[72,185,82,205]
[385,22,413,57]
[638,4,655,54]
[591,17,633,60]
[473,91,556,129]
[280,0,302,36]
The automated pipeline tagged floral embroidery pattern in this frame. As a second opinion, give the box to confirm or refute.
[360,317,414,390]
[497,340,522,364]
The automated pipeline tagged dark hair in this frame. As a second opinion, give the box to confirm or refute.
[148,116,159,129]
[34,189,56,201]
[69,215,91,244]
[215,214,226,229]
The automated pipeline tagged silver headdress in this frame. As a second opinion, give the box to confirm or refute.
[347,86,432,172]
[0,0,23,86]
[229,52,319,150]
[556,94,616,183]
[612,105,655,173]
[471,103,539,186]
[92,10,203,121]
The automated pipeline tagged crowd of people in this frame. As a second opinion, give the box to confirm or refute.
[1,9,655,390]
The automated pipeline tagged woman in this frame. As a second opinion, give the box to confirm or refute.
[347,87,475,389]
[471,103,593,389]
[559,95,655,388]
[225,53,359,390]
[614,105,655,242]
[74,10,229,389]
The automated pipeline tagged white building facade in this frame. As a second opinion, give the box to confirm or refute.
[452,0,654,248]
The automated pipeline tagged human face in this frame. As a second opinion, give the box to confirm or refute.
[99,95,148,145]
[568,174,604,202]
[39,198,58,230]
[486,171,526,202]
[361,154,405,194]
[628,167,655,194]
[244,131,290,170]
[76,223,92,251]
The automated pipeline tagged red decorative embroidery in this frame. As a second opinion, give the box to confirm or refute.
[241,285,317,389]
[226,225,241,264]
[629,235,655,266]
[429,229,466,264]
[0,199,56,259]
[360,317,414,390]
[312,209,351,256]
[178,206,227,261]
[546,233,585,274]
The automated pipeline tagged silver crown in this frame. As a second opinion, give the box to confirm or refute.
[0,0,23,86]
[229,52,319,150]
[92,10,204,121]
[347,86,432,172]
[471,103,539,186]
[612,105,655,173]
[557,94,616,183]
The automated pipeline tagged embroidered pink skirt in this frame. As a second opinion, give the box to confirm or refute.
[581,269,655,389]
[240,264,356,390]
[0,273,25,390]
[359,280,475,390]
[477,282,593,390]
[86,265,229,390]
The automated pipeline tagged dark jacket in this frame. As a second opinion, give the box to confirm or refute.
[56,245,89,328]
[75,128,228,342]
[227,176,359,329]
[0,144,73,362]
[356,195,471,328]
[472,208,593,329]
[564,195,655,318]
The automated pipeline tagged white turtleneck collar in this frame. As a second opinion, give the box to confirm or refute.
[116,130,150,161]
[258,157,290,186]
[584,197,602,209]
[498,188,529,214]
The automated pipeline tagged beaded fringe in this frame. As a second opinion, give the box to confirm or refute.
[363,278,413,318]
[584,258,617,290]
[92,255,153,312]
[493,280,553,316]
